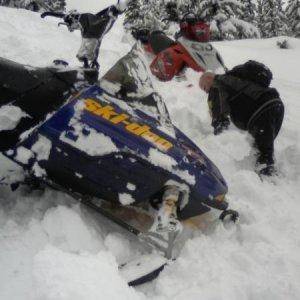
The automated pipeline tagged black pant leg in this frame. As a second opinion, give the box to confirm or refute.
[249,101,284,164]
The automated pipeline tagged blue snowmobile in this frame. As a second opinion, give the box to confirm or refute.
[0,44,238,285]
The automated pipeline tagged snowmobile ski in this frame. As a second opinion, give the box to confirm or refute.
[119,254,168,286]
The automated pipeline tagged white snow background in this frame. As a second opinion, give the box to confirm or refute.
[0,2,300,300]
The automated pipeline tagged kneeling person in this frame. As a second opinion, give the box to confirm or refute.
[199,60,284,176]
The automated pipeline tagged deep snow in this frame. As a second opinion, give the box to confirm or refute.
[0,5,299,300]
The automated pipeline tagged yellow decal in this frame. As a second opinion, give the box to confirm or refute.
[84,98,173,152]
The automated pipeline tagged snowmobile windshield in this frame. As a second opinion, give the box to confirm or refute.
[100,44,173,131]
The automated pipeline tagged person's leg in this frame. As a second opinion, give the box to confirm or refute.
[250,102,284,176]
[207,87,231,135]
[90,40,101,70]
[76,38,92,68]
[77,38,100,69]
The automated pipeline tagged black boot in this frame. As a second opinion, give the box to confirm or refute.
[90,60,100,70]
[255,153,276,176]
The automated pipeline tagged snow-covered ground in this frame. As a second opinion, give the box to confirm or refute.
[66,0,113,13]
[0,6,299,300]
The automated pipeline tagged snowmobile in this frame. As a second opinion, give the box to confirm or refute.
[0,44,238,286]
[132,13,227,81]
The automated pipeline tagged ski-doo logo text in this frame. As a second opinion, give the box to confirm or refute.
[84,99,173,152]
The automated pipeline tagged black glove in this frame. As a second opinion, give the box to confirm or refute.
[212,116,230,135]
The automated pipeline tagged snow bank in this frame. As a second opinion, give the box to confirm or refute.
[33,246,140,300]
[119,193,135,205]
[66,0,115,13]
[0,6,300,300]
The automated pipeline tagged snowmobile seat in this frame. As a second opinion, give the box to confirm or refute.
[148,31,176,55]
[0,57,98,151]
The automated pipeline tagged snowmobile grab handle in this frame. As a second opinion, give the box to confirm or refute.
[41,12,66,19]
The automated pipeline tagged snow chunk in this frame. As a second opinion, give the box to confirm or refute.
[75,172,83,179]
[148,148,195,185]
[119,193,135,205]
[33,246,141,300]
[126,183,136,191]
[31,135,52,161]
[32,162,46,178]
[60,101,119,156]
[148,148,177,169]
[0,105,28,131]
[61,126,118,157]
[14,146,33,164]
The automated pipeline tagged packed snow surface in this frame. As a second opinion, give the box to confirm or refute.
[0,6,300,300]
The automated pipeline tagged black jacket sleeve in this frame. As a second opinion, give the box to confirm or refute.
[210,74,280,130]
[207,75,234,122]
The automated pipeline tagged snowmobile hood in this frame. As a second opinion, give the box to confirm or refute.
[6,85,227,218]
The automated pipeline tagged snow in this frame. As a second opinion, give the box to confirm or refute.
[60,102,119,156]
[33,246,140,300]
[14,146,34,164]
[127,182,136,191]
[60,126,119,157]
[0,105,28,131]
[148,148,177,169]
[31,135,52,161]
[0,6,300,300]
[66,0,115,13]
[148,148,195,185]
[119,193,135,205]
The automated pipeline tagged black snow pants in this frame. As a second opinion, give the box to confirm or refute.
[248,99,284,164]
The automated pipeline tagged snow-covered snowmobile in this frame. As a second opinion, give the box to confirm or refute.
[132,13,227,81]
[0,44,238,285]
